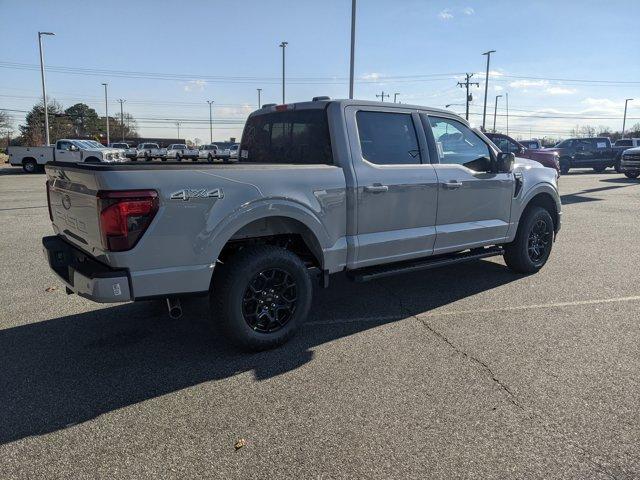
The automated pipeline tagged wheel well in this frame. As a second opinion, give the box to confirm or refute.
[524,193,559,233]
[22,157,37,164]
[218,216,323,268]
[84,156,100,163]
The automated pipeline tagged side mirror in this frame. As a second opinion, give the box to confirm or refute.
[69,145,78,152]
[518,146,526,155]
[497,152,515,173]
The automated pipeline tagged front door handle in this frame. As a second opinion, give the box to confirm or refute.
[364,184,389,193]
[442,181,463,189]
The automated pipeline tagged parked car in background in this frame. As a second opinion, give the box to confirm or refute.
[108,142,129,149]
[619,147,640,179]
[546,137,627,174]
[8,139,125,172]
[485,133,560,173]
[519,139,543,150]
[166,144,199,161]
[108,142,137,160]
[229,143,239,161]
[43,98,560,350]
[198,144,220,162]
[614,138,640,148]
[136,143,166,161]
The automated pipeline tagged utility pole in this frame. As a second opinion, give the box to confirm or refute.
[393,93,400,103]
[376,91,389,102]
[279,41,288,104]
[505,92,509,137]
[207,100,214,143]
[623,98,633,138]
[349,0,356,99]
[117,99,126,141]
[481,50,496,131]
[257,88,262,108]
[101,83,109,145]
[38,31,55,145]
[457,73,479,121]
[493,95,502,133]
[176,122,181,139]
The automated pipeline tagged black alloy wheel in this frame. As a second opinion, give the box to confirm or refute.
[242,268,297,333]
[527,219,551,265]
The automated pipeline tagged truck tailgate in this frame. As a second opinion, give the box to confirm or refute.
[46,165,104,254]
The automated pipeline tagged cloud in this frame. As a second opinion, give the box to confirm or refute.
[183,79,206,92]
[438,9,453,20]
[462,7,474,15]
[509,79,549,89]
[545,86,577,95]
[494,85,504,92]
[361,72,382,82]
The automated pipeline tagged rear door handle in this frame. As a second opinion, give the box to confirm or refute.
[442,181,463,189]
[364,184,389,193]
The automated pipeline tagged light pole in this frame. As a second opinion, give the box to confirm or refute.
[38,31,55,145]
[279,41,288,104]
[493,94,502,133]
[349,0,356,99]
[101,83,109,145]
[505,92,509,137]
[117,99,126,141]
[257,88,262,109]
[623,98,633,138]
[393,93,400,103]
[482,50,496,131]
[207,100,214,143]
[176,121,181,139]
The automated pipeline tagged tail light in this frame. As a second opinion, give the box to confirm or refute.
[45,180,53,221]
[97,190,158,251]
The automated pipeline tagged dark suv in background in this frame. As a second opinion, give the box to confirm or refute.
[485,133,560,173]
[546,137,627,174]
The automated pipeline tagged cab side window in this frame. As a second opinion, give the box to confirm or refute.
[426,116,492,172]
[57,141,72,151]
[356,111,421,165]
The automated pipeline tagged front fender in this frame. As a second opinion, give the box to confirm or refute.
[506,181,561,242]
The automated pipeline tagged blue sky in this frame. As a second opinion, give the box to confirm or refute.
[1,0,639,142]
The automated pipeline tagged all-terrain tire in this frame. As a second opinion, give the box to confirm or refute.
[624,172,640,179]
[503,206,554,274]
[211,245,312,351]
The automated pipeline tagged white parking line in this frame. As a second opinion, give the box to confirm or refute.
[305,295,640,327]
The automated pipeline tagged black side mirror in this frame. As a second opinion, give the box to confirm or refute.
[497,152,515,173]
[518,146,526,155]
[69,145,78,152]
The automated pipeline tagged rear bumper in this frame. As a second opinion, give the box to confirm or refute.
[42,235,132,303]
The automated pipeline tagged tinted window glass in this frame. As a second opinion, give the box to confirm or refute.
[427,116,492,171]
[616,140,632,146]
[356,111,421,165]
[240,109,332,164]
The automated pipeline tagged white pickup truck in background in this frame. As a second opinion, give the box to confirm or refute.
[135,143,167,161]
[7,139,125,172]
[198,144,220,162]
[165,144,199,161]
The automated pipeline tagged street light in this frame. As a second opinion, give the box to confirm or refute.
[176,121,181,139]
[101,83,109,145]
[38,31,55,145]
[279,41,288,104]
[118,99,126,141]
[623,98,634,138]
[482,50,496,132]
[257,88,262,109]
[349,0,356,99]
[493,94,503,133]
[207,100,214,143]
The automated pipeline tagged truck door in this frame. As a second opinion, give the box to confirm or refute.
[422,115,514,254]
[344,106,439,269]
[573,139,595,166]
[55,140,82,163]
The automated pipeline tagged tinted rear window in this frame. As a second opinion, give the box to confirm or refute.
[616,140,632,146]
[240,109,333,164]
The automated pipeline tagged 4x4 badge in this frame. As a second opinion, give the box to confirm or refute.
[170,188,224,201]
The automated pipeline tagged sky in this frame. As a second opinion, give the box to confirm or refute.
[1,0,640,143]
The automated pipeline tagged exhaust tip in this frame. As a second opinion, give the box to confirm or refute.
[166,297,183,320]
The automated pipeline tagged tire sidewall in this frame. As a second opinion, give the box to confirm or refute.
[216,249,312,350]
[519,207,554,271]
[23,160,36,173]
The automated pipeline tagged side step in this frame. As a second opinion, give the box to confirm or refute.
[349,246,504,283]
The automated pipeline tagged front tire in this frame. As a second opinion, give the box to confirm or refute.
[624,172,640,179]
[559,158,570,175]
[504,206,554,274]
[211,245,312,351]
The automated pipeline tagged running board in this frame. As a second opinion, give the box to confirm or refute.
[349,246,504,283]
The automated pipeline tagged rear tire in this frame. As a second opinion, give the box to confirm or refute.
[211,245,312,351]
[559,158,570,175]
[22,159,37,173]
[624,172,640,179]
[207,154,214,163]
[504,206,554,274]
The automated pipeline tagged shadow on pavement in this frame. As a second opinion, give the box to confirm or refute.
[0,260,519,444]
[560,184,634,205]
[599,177,640,184]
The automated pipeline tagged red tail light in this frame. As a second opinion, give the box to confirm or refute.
[45,180,53,221]
[97,190,158,251]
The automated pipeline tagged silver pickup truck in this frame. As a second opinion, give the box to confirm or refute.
[43,99,561,350]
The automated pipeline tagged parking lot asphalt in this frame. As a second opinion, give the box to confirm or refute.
[1,166,639,479]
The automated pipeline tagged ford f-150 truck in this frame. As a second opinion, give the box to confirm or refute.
[485,132,560,173]
[135,143,166,161]
[547,137,627,174]
[8,139,125,173]
[619,147,640,179]
[43,99,561,351]
[166,143,199,161]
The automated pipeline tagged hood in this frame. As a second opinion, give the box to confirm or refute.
[623,146,640,154]
[514,157,542,169]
